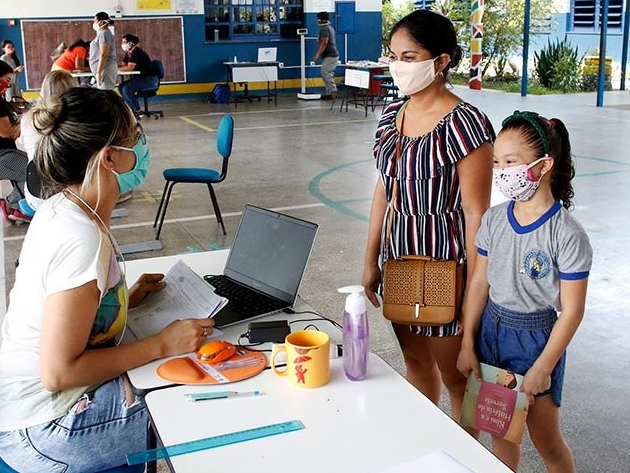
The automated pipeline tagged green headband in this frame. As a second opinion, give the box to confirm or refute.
[502,110,550,155]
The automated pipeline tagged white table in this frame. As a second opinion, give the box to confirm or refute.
[144,353,511,473]
[70,70,141,78]
[124,250,341,393]
[222,61,278,106]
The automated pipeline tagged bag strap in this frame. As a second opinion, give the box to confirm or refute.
[384,105,406,259]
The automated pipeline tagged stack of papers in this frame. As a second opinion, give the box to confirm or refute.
[127,260,228,339]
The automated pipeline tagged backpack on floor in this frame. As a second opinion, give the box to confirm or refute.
[210,84,230,104]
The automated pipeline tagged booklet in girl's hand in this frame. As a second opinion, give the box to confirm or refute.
[460,363,529,445]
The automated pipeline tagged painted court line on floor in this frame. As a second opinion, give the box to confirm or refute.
[2,202,327,242]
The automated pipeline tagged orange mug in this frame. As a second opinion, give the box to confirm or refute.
[271,330,330,388]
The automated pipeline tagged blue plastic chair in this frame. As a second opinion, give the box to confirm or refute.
[136,59,164,119]
[153,114,234,239]
[0,455,144,473]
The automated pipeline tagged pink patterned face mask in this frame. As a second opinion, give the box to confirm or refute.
[493,157,549,201]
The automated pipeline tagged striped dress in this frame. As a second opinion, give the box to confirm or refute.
[374,99,495,336]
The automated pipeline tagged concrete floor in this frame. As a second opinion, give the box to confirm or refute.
[1,86,629,473]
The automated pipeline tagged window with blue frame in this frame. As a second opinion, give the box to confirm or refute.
[571,0,623,31]
[204,0,304,41]
[414,0,436,8]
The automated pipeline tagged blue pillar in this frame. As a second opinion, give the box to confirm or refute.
[597,0,609,107]
[521,0,531,97]
[621,0,630,90]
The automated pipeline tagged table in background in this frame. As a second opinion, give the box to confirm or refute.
[144,353,512,473]
[344,60,388,95]
[125,250,341,394]
[222,61,278,107]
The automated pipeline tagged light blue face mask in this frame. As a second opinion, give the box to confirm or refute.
[111,132,150,194]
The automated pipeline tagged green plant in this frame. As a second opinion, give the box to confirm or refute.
[381,0,415,54]
[534,37,581,91]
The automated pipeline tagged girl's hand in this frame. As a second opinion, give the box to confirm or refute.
[521,364,552,405]
[128,273,166,308]
[15,65,23,73]
[457,345,481,381]
[361,263,381,308]
[154,318,215,357]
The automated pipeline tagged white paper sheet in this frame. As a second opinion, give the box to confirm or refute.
[127,260,227,339]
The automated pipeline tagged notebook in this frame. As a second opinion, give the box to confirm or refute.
[257,47,277,62]
[204,205,318,328]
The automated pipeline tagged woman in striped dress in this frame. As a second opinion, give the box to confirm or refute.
[362,10,495,423]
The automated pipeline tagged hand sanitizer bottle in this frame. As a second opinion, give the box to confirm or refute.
[338,285,369,381]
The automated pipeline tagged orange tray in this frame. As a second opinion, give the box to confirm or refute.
[156,349,267,385]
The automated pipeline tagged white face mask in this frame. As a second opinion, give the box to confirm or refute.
[93,21,101,31]
[493,157,550,201]
[388,57,439,96]
[122,43,130,52]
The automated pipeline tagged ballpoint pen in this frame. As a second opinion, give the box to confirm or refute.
[184,390,261,402]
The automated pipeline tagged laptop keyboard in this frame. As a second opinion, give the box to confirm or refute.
[205,276,287,316]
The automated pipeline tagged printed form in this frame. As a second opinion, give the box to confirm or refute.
[127,260,227,339]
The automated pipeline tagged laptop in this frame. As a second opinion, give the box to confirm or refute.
[257,47,277,62]
[204,205,318,328]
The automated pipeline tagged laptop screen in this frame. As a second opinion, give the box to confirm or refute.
[257,47,277,62]
[223,205,318,303]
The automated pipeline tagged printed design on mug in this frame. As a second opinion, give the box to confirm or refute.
[520,249,551,279]
[295,364,308,384]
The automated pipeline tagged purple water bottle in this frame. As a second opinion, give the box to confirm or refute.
[338,285,369,381]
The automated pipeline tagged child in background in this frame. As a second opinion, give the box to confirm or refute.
[1,40,24,101]
[457,111,592,473]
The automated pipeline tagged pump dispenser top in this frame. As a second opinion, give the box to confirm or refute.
[338,285,369,381]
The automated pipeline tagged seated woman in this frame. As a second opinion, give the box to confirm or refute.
[0,60,28,223]
[52,39,90,73]
[0,87,215,473]
[118,34,158,116]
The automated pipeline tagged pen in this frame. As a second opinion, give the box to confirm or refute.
[184,390,261,402]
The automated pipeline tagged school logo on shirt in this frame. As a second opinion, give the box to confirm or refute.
[521,249,551,279]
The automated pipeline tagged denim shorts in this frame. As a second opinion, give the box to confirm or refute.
[0,377,147,473]
[475,299,566,407]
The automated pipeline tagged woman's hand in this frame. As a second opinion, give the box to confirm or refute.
[15,65,23,73]
[456,344,481,381]
[361,262,381,308]
[521,363,552,406]
[128,273,166,308]
[154,318,216,357]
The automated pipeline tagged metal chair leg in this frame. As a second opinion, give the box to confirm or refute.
[153,181,170,229]
[155,181,176,240]
[207,184,226,235]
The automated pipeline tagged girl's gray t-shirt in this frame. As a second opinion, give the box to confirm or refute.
[475,200,592,312]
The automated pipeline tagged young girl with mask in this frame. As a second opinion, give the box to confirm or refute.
[0,40,23,101]
[89,11,118,90]
[0,88,215,473]
[361,9,494,424]
[457,111,592,472]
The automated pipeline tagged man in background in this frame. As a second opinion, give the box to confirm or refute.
[311,11,339,100]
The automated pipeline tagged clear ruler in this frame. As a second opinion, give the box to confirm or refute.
[127,420,305,465]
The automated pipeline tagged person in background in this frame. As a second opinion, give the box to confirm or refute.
[361,10,494,425]
[458,111,592,473]
[0,88,215,473]
[118,34,158,117]
[311,11,339,100]
[0,60,29,223]
[89,12,117,90]
[17,69,77,211]
[52,39,90,73]
[0,40,23,102]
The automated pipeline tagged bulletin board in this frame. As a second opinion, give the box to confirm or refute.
[20,17,186,90]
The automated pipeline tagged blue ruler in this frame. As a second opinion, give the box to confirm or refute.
[127,420,305,465]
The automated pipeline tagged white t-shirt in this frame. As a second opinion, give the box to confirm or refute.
[16,114,45,210]
[0,193,128,431]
